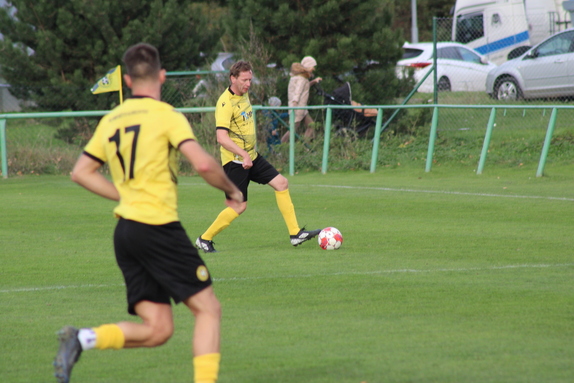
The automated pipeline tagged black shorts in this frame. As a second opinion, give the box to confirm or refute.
[223,154,279,201]
[114,218,212,315]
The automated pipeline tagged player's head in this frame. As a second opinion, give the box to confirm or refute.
[122,43,162,82]
[230,61,252,79]
[229,61,253,96]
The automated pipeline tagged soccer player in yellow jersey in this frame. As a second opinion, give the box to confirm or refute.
[195,61,321,253]
[53,43,242,383]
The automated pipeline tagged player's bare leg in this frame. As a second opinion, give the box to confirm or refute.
[119,301,174,348]
[185,286,222,383]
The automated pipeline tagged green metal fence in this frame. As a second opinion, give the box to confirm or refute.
[2,103,573,179]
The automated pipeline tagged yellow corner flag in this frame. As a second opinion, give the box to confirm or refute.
[91,65,123,103]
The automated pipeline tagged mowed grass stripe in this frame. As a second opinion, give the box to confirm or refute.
[180,181,574,201]
[2,262,573,294]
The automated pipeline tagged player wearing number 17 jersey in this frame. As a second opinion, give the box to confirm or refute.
[53,43,242,383]
[85,96,193,225]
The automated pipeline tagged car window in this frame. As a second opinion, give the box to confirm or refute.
[221,57,236,70]
[455,12,484,44]
[536,31,574,57]
[437,47,462,60]
[402,48,425,59]
[456,47,482,64]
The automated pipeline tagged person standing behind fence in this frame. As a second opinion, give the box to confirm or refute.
[281,56,322,143]
[53,42,243,383]
[195,61,321,253]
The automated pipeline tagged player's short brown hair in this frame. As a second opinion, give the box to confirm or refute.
[122,43,161,80]
[229,60,253,79]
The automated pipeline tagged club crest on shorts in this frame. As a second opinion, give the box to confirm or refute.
[196,265,209,282]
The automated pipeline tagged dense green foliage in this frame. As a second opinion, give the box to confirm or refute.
[226,0,407,104]
[0,0,223,111]
[0,0,434,111]
[393,0,454,42]
[0,1,458,111]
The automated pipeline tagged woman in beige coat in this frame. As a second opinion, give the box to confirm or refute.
[281,56,322,143]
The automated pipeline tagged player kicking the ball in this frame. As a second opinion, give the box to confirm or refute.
[53,43,242,383]
[195,60,320,253]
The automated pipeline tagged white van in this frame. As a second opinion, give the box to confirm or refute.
[452,0,571,65]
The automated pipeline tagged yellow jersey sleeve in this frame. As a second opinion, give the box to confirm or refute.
[215,90,234,129]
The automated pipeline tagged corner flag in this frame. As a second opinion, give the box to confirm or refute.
[91,65,123,103]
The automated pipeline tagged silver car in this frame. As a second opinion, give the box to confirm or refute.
[486,28,574,100]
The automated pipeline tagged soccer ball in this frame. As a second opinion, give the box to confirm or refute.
[317,227,343,250]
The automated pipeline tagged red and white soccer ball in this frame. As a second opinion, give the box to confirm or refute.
[317,227,343,250]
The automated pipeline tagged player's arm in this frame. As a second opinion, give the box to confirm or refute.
[71,153,120,201]
[216,128,253,169]
[178,139,243,206]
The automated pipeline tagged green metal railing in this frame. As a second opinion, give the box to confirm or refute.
[1,104,572,179]
[256,103,574,177]
[165,70,226,76]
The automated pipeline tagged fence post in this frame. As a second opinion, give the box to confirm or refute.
[433,17,438,104]
[477,107,496,175]
[536,107,558,177]
[289,109,296,176]
[252,105,258,153]
[425,106,439,172]
[321,107,333,174]
[370,108,384,173]
[0,119,7,179]
[252,105,257,137]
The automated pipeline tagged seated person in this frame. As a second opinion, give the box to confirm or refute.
[263,96,288,151]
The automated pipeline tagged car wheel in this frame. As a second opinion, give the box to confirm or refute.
[494,77,522,100]
[437,76,451,92]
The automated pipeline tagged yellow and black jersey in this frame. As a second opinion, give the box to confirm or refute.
[215,87,258,165]
[84,96,196,225]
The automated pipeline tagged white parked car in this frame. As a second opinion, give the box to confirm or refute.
[192,53,276,98]
[191,53,234,98]
[486,28,574,100]
[210,52,277,72]
[211,52,236,72]
[396,42,497,92]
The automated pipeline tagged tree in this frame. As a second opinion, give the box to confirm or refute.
[393,0,454,42]
[0,0,224,112]
[224,0,408,105]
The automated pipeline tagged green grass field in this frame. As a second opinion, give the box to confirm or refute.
[1,168,573,383]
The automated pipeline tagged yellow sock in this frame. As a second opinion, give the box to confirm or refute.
[202,207,239,241]
[275,189,299,235]
[193,353,221,383]
[93,324,125,350]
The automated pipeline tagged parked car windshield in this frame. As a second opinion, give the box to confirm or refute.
[457,47,483,64]
[434,47,483,65]
[455,12,484,44]
[535,30,574,57]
